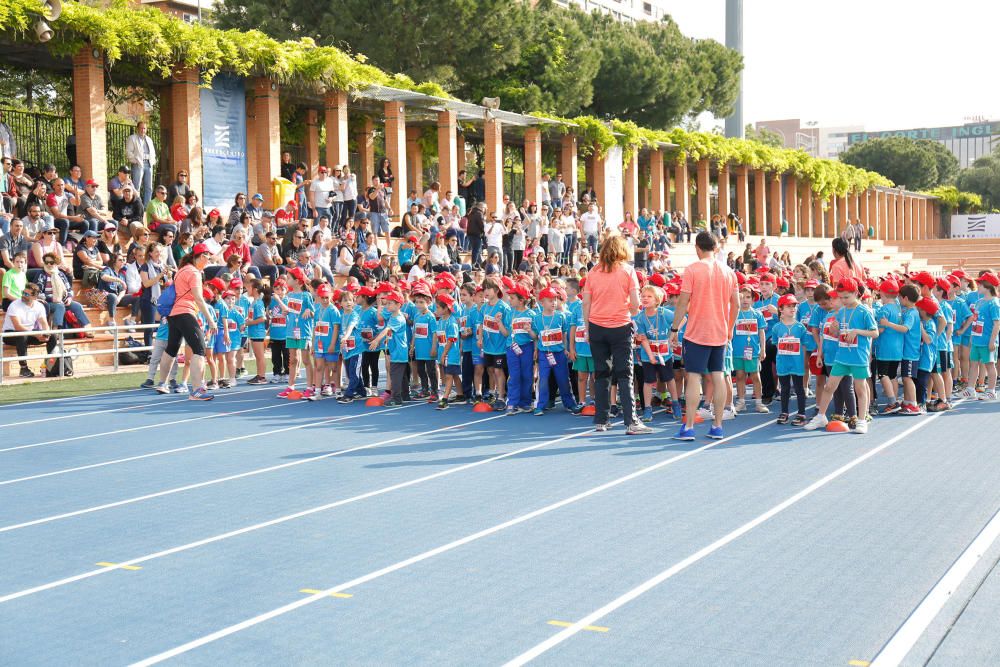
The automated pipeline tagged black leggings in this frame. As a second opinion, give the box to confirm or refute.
[362,351,381,389]
[416,358,438,393]
[165,313,205,357]
[779,374,805,415]
[760,342,778,400]
[589,321,637,426]
[916,369,931,404]
[833,378,857,418]
[269,339,288,375]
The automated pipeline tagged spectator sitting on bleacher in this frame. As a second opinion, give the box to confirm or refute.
[99,252,138,325]
[35,251,92,337]
[30,227,62,274]
[2,218,33,273]
[145,186,174,235]
[226,193,248,233]
[107,165,134,205]
[73,230,104,286]
[126,226,152,263]
[48,178,93,246]
[251,211,275,245]
[112,186,144,231]
[250,230,281,284]
[202,226,227,266]
[179,206,204,237]
[96,223,123,264]
[22,202,53,243]
[2,282,56,378]
[80,179,113,231]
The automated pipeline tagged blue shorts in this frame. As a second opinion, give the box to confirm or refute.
[682,340,726,375]
[213,335,230,354]
[315,352,339,362]
[443,364,461,377]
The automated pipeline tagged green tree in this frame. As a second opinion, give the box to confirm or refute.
[840,136,944,190]
[918,139,959,185]
[745,124,784,148]
[957,149,1000,210]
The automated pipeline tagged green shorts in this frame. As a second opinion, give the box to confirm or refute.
[830,362,870,379]
[732,357,759,373]
[285,338,311,351]
[573,355,595,373]
[970,344,998,364]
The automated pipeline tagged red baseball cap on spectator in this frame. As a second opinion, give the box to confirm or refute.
[316,284,333,298]
[191,243,211,257]
[913,271,935,288]
[879,279,900,294]
[318,166,328,173]
[864,277,879,291]
[383,291,404,305]
[208,209,221,219]
[756,267,770,275]
[837,277,859,293]
[206,277,226,292]
[406,233,419,243]
[287,200,297,208]
[436,271,457,287]
[916,297,939,316]
[85,179,99,187]
[979,272,1000,287]
[777,294,798,308]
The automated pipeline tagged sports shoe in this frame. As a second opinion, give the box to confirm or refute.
[671,401,683,421]
[337,395,354,404]
[642,407,654,422]
[733,399,746,412]
[270,375,282,384]
[189,387,214,401]
[674,426,696,441]
[609,405,620,418]
[532,408,544,416]
[901,404,921,415]
[277,387,295,398]
[792,413,807,426]
[805,387,815,398]
[19,367,36,378]
[594,423,610,432]
[983,391,998,401]
[236,367,246,378]
[803,413,829,431]
[426,393,439,403]
[650,395,662,407]
[761,396,773,406]
[206,381,219,390]
[491,399,508,411]
[384,398,403,407]
[853,419,869,434]
[436,399,449,410]
[776,413,789,425]
[707,425,724,439]
[248,376,268,385]
[830,413,845,422]
[697,406,714,420]
[848,416,858,431]
[450,395,469,405]
[722,406,737,421]
[881,402,901,415]
[626,422,654,435]
[174,384,189,394]
[155,382,171,394]
[140,379,155,389]
[570,404,584,415]
[303,388,319,401]
[756,403,770,414]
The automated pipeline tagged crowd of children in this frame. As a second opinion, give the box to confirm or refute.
[145,247,1000,438]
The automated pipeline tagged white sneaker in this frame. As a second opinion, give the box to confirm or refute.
[804,413,828,431]
[806,387,815,398]
[722,406,737,421]
[697,406,714,420]
[733,399,746,413]
[984,391,998,401]
[175,384,189,394]
[853,419,869,434]
[963,387,977,399]
[756,403,770,414]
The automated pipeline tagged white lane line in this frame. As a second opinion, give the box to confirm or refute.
[0,385,275,430]
[128,414,781,666]
[0,403,447,533]
[0,400,297,455]
[0,413,545,603]
[502,401,962,667]
[869,504,1000,667]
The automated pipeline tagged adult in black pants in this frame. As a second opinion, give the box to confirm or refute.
[2,284,56,378]
[582,235,651,434]
[466,202,486,268]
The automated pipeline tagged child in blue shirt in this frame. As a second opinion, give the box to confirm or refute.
[223,291,245,386]
[244,279,269,385]
[531,285,580,416]
[915,297,939,409]
[370,290,410,405]
[881,284,922,414]
[968,273,1000,399]
[279,269,317,400]
[458,284,483,404]
[337,290,365,403]
[505,285,537,413]
[312,284,341,397]
[874,280,904,412]
[635,285,681,422]
[209,287,230,389]
[477,278,512,410]
[770,294,808,425]
[267,280,289,382]
[732,286,768,413]
[754,274,780,404]
[566,278,594,407]
[432,293,463,409]
[411,290,440,400]
[145,317,181,391]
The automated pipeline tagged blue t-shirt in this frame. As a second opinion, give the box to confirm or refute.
[810,306,838,364]
[385,312,409,363]
[313,304,341,355]
[285,290,315,341]
[479,300,511,356]
[918,317,937,372]
[246,297,266,340]
[226,304,245,350]
[436,315,461,366]
[754,294,779,336]
[635,307,674,363]
[459,304,480,355]
[412,310,437,361]
[533,310,570,353]
[509,308,537,347]
[949,297,972,343]
[971,297,1000,348]
[834,305,877,367]
[901,307,922,361]
[732,308,766,360]
[876,301,904,362]
[936,299,954,353]
[797,301,817,352]
[568,299,591,358]
[342,309,363,359]
[267,296,287,341]
[358,307,380,350]
[212,300,229,345]
[155,319,169,342]
[770,321,808,376]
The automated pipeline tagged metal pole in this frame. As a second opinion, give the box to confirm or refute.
[112,325,119,372]
[724,0,744,139]
[0,330,5,385]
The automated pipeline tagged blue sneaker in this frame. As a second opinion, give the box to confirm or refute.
[642,406,654,423]
[707,425,724,439]
[189,387,215,401]
[532,408,544,416]
[674,426,696,441]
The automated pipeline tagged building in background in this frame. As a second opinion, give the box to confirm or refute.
[754,119,863,160]
[140,0,203,23]
[846,122,1000,168]
[548,0,669,22]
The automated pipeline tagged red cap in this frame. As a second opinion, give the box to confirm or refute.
[827,289,840,299]
[318,166,328,173]
[666,283,681,296]
[777,293,799,308]
[916,297,939,316]
[775,276,790,289]
[756,267,771,275]
[383,290,404,304]
[375,282,396,295]
[191,243,211,257]
[436,293,455,309]
[836,277,859,293]
[435,271,457,286]
[979,272,1000,287]
[935,277,952,292]
[649,273,667,288]
[433,278,454,293]
[879,279,900,294]
[202,288,214,300]
[85,179,99,186]
[332,289,343,301]
[951,269,968,279]
[804,279,819,289]
[411,283,432,299]
[538,286,560,300]
[760,272,776,283]
[287,200,297,208]
[508,284,530,300]
[913,271,936,288]
[736,271,747,286]
[286,267,308,285]
[208,209,221,218]
[864,277,879,291]
[363,260,379,270]
[222,290,236,299]
[406,233,419,243]
[948,274,961,287]
[346,232,355,240]
[501,276,516,292]
[273,278,289,290]
[397,279,411,291]
[316,284,333,298]
[206,277,227,292]
[357,286,377,298]
[228,278,243,289]
[636,270,647,288]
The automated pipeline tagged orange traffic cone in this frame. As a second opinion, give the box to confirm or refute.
[581,404,596,416]
[825,419,851,433]
[472,401,493,413]
[365,396,384,407]
[285,389,303,401]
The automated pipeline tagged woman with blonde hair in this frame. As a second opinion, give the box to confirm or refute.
[581,234,651,434]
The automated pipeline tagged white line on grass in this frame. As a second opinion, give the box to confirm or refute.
[501,401,962,666]
[128,413,782,666]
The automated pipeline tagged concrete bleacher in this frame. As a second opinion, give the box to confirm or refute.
[889,238,1000,276]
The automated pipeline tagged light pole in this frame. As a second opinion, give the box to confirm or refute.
[724,0,744,138]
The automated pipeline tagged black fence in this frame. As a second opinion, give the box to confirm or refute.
[1,108,169,186]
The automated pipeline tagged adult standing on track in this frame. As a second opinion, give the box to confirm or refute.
[669,231,739,441]
[582,235,652,435]
[156,243,218,401]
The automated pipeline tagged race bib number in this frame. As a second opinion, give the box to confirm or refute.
[823,320,838,342]
[838,331,858,348]
[672,344,683,357]
[272,315,286,327]
[292,327,302,340]
[344,337,356,351]
[972,320,984,337]
[315,322,330,336]
[414,323,429,338]
[226,320,237,332]
[436,331,447,345]
[762,308,774,320]
[743,347,754,361]
[361,328,374,341]
[512,318,531,334]
[541,329,563,346]
[460,317,471,337]
[574,327,587,343]
[777,336,801,355]
[483,316,500,333]
[287,298,302,314]
[546,352,557,366]
[652,341,670,354]
[735,320,759,335]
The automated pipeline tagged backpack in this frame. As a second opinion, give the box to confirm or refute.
[45,354,74,377]
[156,282,176,317]
[118,336,149,365]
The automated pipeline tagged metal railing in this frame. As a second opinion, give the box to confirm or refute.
[0,323,158,384]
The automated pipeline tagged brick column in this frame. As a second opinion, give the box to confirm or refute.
[753,169,766,236]
[784,175,798,236]
[768,174,782,236]
[799,181,813,237]
[880,191,890,240]
[438,111,459,198]
[484,116,503,214]
[251,77,281,199]
[696,158,711,222]
[674,160,690,220]
[384,102,407,219]
[560,135,578,196]
[72,49,107,184]
[649,149,665,213]
[718,164,731,219]
[522,126,542,206]
[859,189,870,240]
[584,156,595,197]
[304,109,320,179]
[164,66,203,195]
[355,117,375,187]
[823,196,837,238]
[814,197,825,238]
[736,165,749,227]
[624,151,639,219]
[837,195,848,237]
[324,90,349,170]
[907,196,916,240]
[405,126,423,194]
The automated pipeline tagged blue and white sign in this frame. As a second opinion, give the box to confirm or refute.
[951,214,1000,239]
[200,73,247,211]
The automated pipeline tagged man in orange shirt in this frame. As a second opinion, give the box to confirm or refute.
[669,231,739,440]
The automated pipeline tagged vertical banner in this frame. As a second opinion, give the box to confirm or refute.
[200,73,248,212]
[604,144,624,228]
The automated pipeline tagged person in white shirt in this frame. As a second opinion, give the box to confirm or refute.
[485,213,506,269]
[556,208,577,264]
[340,165,358,229]
[309,167,332,221]
[579,202,603,255]
[329,166,346,232]
[2,284,55,377]
[125,121,156,207]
